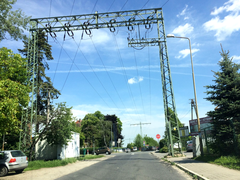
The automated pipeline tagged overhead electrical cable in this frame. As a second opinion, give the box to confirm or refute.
[72,38,120,109]
[90,37,127,109]
[53,38,111,108]
[91,0,98,13]
[108,0,116,12]
[120,0,129,11]
[112,33,144,122]
[132,48,147,122]
[141,0,150,9]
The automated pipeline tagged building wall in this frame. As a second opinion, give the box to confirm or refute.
[35,132,80,160]
[35,139,57,160]
[57,132,80,160]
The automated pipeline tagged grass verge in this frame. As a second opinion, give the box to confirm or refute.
[194,155,240,170]
[25,155,104,171]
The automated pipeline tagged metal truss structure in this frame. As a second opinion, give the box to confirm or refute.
[21,7,182,156]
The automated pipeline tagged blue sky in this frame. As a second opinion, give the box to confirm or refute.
[2,0,240,146]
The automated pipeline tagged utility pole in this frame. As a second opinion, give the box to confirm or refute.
[130,122,151,137]
[47,90,50,124]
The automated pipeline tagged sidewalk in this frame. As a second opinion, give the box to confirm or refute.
[151,151,240,180]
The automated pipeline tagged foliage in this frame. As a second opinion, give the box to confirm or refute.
[194,155,240,170]
[81,111,123,148]
[25,155,104,171]
[44,102,73,146]
[159,138,167,149]
[205,46,240,156]
[160,146,168,153]
[127,143,135,149]
[0,0,31,41]
[0,47,30,134]
[134,134,143,148]
[143,135,158,147]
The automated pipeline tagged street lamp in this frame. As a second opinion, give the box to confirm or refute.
[166,34,203,156]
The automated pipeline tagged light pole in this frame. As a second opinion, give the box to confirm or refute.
[166,34,203,156]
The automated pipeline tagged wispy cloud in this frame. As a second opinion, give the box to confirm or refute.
[232,55,240,63]
[203,0,240,41]
[175,48,200,59]
[177,5,188,17]
[172,23,194,37]
[128,76,144,84]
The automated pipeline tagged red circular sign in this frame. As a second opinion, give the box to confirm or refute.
[156,134,161,139]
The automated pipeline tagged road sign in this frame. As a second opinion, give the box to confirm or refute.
[156,134,161,139]
[143,141,145,146]
[118,138,121,143]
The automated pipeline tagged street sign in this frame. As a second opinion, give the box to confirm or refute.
[118,138,121,143]
[143,141,145,146]
[156,134,161,139]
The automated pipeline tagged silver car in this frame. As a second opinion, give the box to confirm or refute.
[0,150,28,177]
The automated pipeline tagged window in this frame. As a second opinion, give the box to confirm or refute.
[11,151,25,157]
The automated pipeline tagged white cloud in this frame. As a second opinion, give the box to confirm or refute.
[211,0,240,15]
[176,48,200,59]
[177,5,188,17]
[204,0,240,41]
[128,76,144,84]
[172,23,194,37]
[232,55,240,63]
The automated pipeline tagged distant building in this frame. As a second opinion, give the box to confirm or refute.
[189,117,212,136]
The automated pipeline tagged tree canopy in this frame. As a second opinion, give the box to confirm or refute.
[0,0,31,41]
[205,46,240,155]
[134,134,143,148]
[0,47,30,134]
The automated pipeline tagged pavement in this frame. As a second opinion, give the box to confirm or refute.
[151,151,240,180]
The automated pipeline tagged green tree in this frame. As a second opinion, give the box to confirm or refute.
[134,134,143,148]
[205,46,240,155]
[143,135,158,147]
[44,102,73,146]
[18,30,60,132]
[0,0,31,41]
[0,47,30,150]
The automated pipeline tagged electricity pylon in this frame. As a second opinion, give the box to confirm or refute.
[23,7,182,156]
[130,122,151,137]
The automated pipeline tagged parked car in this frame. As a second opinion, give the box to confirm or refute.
[95,147,111,155]
[186,140,193,152]
[125,148,131,153]
[117,149,123,152]
[133,147,137,151]
[0,150,28,177]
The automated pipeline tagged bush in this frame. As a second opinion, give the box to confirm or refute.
[160,146,168,153]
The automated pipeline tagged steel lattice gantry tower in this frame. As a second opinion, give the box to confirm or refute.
[24,7,182,156]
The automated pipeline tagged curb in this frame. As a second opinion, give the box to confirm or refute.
[150,152,208,180]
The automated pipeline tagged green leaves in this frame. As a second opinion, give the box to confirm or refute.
[205,46,240,155]
[0,47,29,134]
[0,0,31,41]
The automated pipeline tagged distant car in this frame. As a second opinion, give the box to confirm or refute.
[0,150,28,177]
[186,140,193,152]
[133,147,137,151]
[95,147,111,155]
[117,149,123,152]
[125,148,131,153]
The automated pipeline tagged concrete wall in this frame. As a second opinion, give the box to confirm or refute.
[35,139,57,160]
[57,132,80,160]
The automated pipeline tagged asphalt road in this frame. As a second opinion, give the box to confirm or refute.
[57,152,191,180]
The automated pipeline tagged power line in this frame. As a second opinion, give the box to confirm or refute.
[141,0,150,9]
[90,37,127,109]
[161,0,170,8]
[72,38,120,109]
[132,48,147,122]
[91,0,98,13]
[108,0,116,12]
[120,0,129,11]
[70,0,75,15]
[53,38,111,108]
